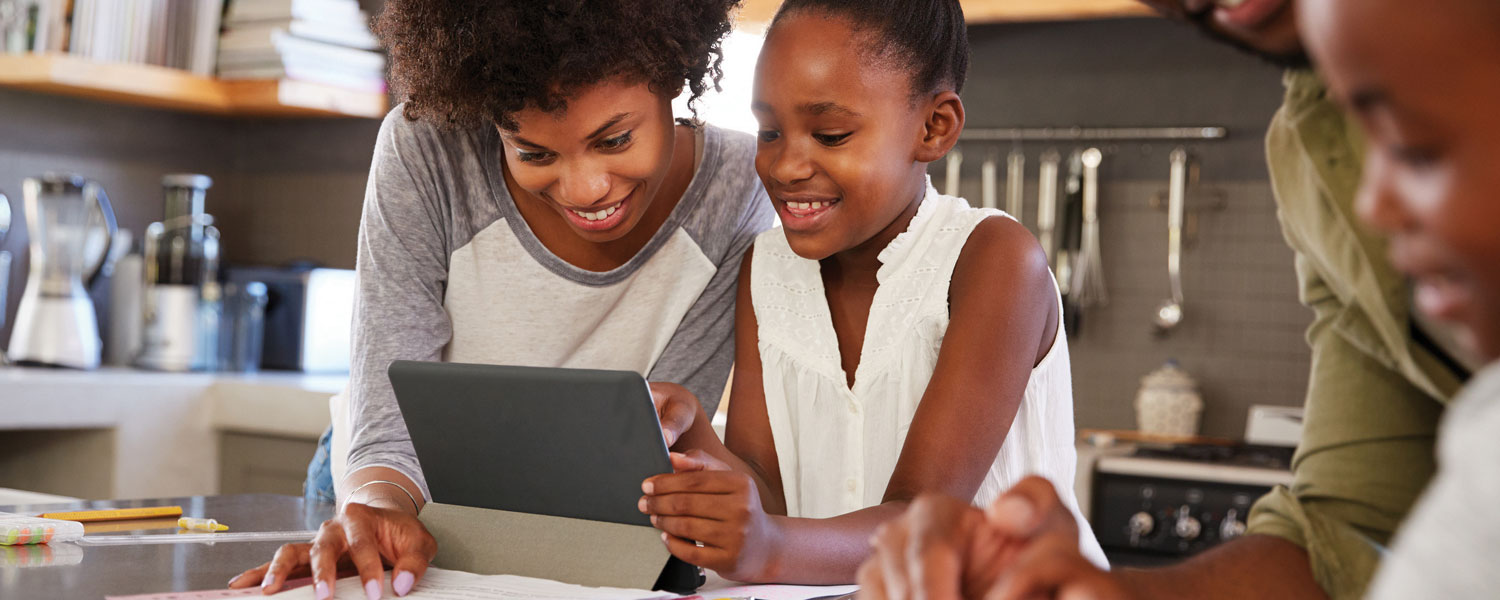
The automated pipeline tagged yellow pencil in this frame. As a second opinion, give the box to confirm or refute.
[39,506,183,522]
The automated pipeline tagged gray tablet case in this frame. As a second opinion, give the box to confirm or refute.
[388,361,686,591]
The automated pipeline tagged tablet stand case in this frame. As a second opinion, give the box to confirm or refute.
[420,502,701,592]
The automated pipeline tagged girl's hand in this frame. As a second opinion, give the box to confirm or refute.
[228,501,437,599]
[669,449,733,473]
[640,470,784,582]
[649,381,699,448]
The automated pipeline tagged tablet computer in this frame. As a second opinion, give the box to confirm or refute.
[387,361,672,527]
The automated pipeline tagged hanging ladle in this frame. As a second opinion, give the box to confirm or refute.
[1154,148,1188,332]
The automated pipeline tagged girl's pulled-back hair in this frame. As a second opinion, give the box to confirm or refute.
[771,0,969,98]
[375,0,742,130]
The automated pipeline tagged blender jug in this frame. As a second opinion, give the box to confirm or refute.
[6,174,117,369]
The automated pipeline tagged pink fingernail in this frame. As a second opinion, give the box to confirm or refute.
[642,481,655,494]
[261,573,273,589]
[638,497,649,513]
[315,580,331,600]
[394,571,415,597]
[365,578,382,600]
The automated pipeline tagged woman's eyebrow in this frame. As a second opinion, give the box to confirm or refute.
[585,112,634,140]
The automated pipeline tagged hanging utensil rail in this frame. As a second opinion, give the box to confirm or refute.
[961,126,1228,142]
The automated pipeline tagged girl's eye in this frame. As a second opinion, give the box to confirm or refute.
[599,131,633,151]
[813,132,852,146]
[516,150,554,164]
[758,130,782,143]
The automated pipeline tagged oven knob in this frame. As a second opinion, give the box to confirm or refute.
[1128,511,1155,542]
[1173,506,1202,540]
[1220,509,1246,541]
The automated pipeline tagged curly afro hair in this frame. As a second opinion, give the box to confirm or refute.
[373,0,742,131]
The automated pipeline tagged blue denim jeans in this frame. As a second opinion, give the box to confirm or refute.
[304,426,337,505]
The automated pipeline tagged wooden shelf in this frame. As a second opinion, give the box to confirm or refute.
[0,53,388,119]
[739,0,1154,28]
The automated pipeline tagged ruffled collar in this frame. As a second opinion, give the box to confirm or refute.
[874,176,945,282]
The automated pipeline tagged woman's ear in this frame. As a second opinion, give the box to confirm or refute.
[914,91,965,163]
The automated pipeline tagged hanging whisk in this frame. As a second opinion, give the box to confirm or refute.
[1069,147,1108,308]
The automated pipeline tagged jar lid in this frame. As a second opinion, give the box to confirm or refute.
[1140,360,1198,390]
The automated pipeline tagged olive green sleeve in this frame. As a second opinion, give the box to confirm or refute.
[1247,253,1444,600]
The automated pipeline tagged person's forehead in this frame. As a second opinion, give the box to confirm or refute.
[755,14,910,106]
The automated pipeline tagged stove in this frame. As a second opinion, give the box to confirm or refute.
[1087,442,1295,567]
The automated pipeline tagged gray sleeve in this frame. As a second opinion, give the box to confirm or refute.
[1367,375,1500,600]
[646,177,774,413]
[343,110,454,501]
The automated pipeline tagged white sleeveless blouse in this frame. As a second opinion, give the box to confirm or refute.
[750,182,1107,567]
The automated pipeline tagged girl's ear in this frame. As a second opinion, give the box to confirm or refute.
[914,91,965,163]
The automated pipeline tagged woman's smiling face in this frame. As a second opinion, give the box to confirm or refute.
[1302,0,1500,360]
[499,79,679,243]
[751,12,955,261]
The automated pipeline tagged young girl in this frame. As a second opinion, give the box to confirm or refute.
[644,0,1104,584]
[234,1,771,598]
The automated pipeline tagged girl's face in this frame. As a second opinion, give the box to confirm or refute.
[1302,0,1500,360]
[500,79,678,243]
[752,12,960,261]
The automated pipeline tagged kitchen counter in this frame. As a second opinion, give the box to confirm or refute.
[0,494,334,599]
[0,366,344,499]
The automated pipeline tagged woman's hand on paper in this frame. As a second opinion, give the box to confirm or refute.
[650,381,700,448]
[857,476,1129,600]
[228,501,437,599]
[641,467,784,582]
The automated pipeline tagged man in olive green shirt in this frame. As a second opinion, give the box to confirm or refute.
[853,1,1472,599]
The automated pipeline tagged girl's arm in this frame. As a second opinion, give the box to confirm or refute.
[663,244,789,514]
[648,218,1059,583]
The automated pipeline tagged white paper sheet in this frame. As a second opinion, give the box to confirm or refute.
[696,571,858,600]
[271,568,677,600]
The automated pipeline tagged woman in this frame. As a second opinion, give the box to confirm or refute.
[233,1,769,598]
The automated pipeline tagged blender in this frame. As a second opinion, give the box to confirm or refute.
[6,174,117,369]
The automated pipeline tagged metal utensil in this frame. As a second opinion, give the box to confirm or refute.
[945,148,963,197]
[1155,148,1189,332]
[981,152,999,209]
[1069,148,1108,308]
[0,189,11,243]
[1006,148,1025,220]
[1037,150,1060,266]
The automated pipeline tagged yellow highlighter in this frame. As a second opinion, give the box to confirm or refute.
[177,518,229,532]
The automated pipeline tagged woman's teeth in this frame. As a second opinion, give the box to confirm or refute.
[788,201,830,210]
[572,205,618,221]
[1214,0,1247,7]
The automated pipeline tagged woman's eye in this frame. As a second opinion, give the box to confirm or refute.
[599,131,633,151]
[813,132,852,146]
[516,150,553,164]
[758,130,781,143]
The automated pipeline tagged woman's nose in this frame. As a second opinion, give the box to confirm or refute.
[555,162,612,208]
[1355,150,1416,235]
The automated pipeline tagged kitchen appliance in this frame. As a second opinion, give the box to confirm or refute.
[1086,407,1303,567]
[137,174,221,372]
[226,266,354,372]
[6,174,117,369]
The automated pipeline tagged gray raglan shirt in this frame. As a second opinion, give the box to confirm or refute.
[340,108,773,499]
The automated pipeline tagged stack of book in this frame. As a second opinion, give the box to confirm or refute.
[217,0,385,94]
